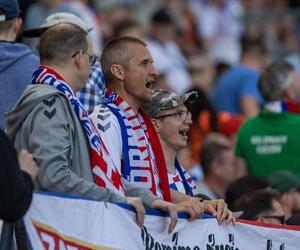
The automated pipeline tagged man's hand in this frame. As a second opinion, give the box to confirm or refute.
[203,199,235,224]
[175,197,204,221]
[18,149,39,180]
[126,197,145,227]
[150,199,178,234]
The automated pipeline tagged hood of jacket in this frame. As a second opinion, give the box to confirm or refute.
[6,84,64,141]
[0,41,36,73]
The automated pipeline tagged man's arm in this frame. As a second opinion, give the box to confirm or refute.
[124,180,177,233]
[240,96,259,119]
[23,97,127,203]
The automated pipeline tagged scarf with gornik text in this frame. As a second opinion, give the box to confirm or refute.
[32,66,126,196]
[103,89,171,201]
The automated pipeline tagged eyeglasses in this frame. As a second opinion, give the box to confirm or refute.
[261,215,286,225]
[71,50,99,66]
[155,109,191,121]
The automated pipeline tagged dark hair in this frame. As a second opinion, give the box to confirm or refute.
[258,59,294,101]
[233,189,280,221]
[286,213,300,226]
[240,35,267,57]
[200,142,231,175]
[39,23,88,66]
[114,19,141,38]
[151,9,172,25]
[226,176,271,209]
[100,36,146,83]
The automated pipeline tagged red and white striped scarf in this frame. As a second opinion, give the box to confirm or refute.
[32,66,126,196]
[103,89,171,201]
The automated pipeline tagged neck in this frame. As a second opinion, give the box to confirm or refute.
[203,175,227,198]
[240,57,262,71]
[45,64,80,92]
[0,32,16,41]
[160,139,177,173]
[108,84,141,113]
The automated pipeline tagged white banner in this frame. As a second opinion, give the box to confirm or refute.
[23,192,300,250]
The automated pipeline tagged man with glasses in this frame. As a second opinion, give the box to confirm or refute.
[234,189,286,225]
[143,89,235,223]
[6,24,178,233]
[23,12,105,114]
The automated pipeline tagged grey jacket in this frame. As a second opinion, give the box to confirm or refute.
[6,84,157,206]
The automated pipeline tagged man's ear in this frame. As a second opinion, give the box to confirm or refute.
[152,118,161,133]
[111,64,125,81]
[73,51,82,69]
[13,18,22,33]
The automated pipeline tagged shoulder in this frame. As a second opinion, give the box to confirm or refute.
[90,104,119,133]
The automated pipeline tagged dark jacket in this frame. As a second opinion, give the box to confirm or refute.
[0,129,34,222]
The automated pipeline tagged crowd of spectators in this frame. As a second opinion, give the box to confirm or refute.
[2,0,300,247]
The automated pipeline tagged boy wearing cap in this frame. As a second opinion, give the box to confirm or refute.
[143,90,199,196]
[143,89,235,223]
[0,0,39,128]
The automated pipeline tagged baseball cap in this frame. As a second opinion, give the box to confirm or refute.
[143,89,197,118]
[0,0,20,21]
[269,170,300,194]
[23,12,93,37]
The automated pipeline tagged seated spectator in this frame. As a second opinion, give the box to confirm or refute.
[226,176,271,210]
[234,189,285,225]
[235,60,300,178]
[0,129,38,222]
[197,141,236,200]
[270,170,300,220]
[0,0,39,129]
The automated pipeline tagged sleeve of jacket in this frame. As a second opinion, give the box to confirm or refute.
[27,97,127,203]
[123,179,160,207]
[0,129,34,222]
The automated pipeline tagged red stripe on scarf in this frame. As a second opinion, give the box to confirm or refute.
[286,102,300,114]
[139,109,171,202]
